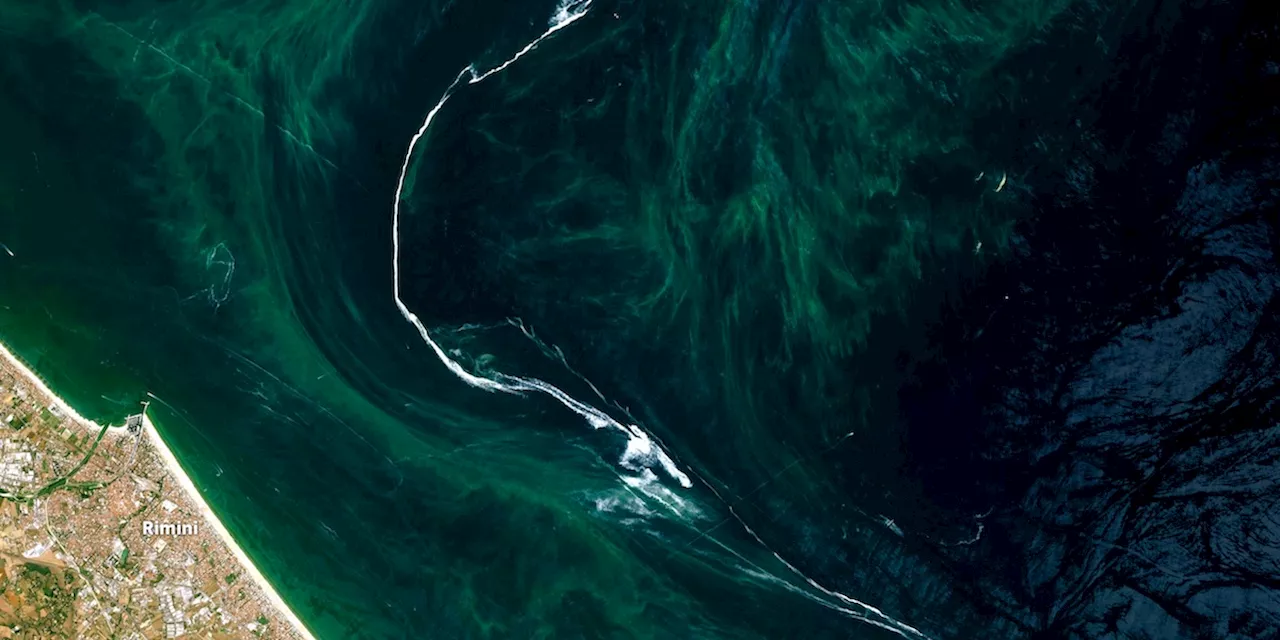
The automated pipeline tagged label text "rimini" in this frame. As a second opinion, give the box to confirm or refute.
[142,521,198,536]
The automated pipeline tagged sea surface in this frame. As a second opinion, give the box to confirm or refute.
[1,0,1278,638]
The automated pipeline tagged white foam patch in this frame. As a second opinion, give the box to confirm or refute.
[590,469,702,524]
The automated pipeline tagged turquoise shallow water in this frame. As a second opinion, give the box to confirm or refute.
[3,0,1276,638]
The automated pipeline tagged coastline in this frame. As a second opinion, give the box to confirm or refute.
[0,336,319,640]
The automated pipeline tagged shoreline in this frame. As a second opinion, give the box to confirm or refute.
[0,337,319,640]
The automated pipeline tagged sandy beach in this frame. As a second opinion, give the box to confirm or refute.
[0,337,319,640]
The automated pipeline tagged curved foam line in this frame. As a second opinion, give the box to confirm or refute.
[388,1,694,490]
[387,5,929,637]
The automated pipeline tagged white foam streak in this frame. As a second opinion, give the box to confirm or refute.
[732,561,917,639]
[390,0,693,492]
[725,506,932,639]
[391,68,511,397]
[392,6,928,638]
[468,0,593,85]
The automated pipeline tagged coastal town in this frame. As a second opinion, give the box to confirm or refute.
[0,350,308,639]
